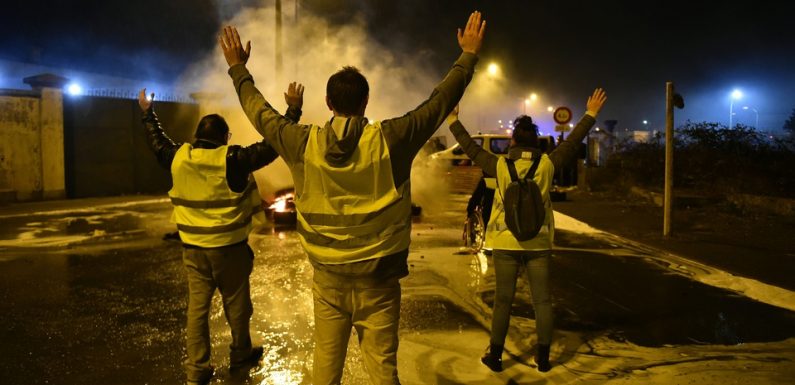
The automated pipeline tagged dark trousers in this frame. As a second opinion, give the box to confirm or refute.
[182,242,254,382]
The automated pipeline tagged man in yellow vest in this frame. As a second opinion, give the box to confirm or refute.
[217,11,486,385]
[137,84,304,385]
[446,89,607,373]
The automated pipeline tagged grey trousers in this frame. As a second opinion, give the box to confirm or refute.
[490,249,553,346]
[182,242,254,382]
[312,279,402,385]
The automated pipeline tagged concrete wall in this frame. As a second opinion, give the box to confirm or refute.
[40,88,65,199]
[0,90,44,201]
[0,85,67,202]
[0,76,199,202]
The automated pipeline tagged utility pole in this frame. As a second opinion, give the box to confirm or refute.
[664,82,685,237]
[275,0,284,82]
[664,82,674,237]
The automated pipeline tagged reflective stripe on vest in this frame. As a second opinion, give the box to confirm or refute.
[485,155,555,251]
[176,205,263,234]
[295,121,412,264]
[168,143,263,247]
[170,182,257,209]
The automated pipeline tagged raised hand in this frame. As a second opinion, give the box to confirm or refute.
[586,88,607,114]
[138,88,154,112]
[218,26,251,67]
[457,11,487,55]
[284,82,305,109]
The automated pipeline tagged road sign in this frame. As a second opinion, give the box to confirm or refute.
[554,124,570,132]
[553,106,572,124]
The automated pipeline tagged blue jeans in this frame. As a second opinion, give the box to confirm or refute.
[490,250,553,346]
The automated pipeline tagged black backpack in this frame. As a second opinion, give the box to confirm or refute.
[501,155,545,241]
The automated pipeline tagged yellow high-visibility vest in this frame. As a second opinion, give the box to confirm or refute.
[168,143,263,248]
[486,152,555,251]
[296,122,412,264]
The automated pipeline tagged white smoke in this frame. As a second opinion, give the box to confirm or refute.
[178,3,506,214]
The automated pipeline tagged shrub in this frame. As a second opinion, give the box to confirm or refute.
[600,121,795,198]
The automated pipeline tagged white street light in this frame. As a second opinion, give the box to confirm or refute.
[487,63,499,77]
[521,93,538,115]
[742,106,759,129]
[67,83,82,96]
[729,89,742,128]
[547,106,554,112]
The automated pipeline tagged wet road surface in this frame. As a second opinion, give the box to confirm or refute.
[1,196,794,384]
[502,230,795,346]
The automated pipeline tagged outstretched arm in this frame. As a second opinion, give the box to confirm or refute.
[380,11,486,186]
[548,88,607,169]
[446,105,499,177]
[220,26,309,165]
[138,88,180,169]
[382,11,487,161]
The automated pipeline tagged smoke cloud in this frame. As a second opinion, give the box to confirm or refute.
[179,3,466,211]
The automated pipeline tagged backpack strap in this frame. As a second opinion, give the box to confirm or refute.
[505,158,520,182]
[525,152,542,181]
[507,153,542,182]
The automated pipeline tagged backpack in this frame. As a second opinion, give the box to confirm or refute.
[501,155,545,241]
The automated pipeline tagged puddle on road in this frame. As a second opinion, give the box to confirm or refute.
[0,210,149,248]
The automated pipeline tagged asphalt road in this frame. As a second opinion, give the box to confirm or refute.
[1,197,794,384]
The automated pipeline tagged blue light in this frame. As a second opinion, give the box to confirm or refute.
[67,83,82,96]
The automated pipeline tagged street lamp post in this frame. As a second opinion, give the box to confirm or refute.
[742,106,759,129]
[729,89,742,128]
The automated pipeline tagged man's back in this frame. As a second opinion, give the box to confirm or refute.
[168,143,263,248]
[295,119,413,264]
[218,12,487,383]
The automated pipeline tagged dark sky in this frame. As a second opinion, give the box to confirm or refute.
[1,0,793,131]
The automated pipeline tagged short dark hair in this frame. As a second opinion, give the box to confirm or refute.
[512,115,539,147]
[326,66,369,116]
[194,114,229,144]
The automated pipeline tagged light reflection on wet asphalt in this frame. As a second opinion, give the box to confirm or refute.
[2,199,795,384]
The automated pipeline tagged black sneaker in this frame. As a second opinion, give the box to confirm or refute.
[535,344,551,372]
[230,346,264,371]
[480,345,503,372]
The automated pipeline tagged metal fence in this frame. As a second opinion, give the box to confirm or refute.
[81,88,196,103]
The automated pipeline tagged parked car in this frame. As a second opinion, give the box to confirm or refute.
[430,134,556,166]
[430,134,511,166]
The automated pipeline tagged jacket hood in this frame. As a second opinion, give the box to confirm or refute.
[322,116,368,166]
